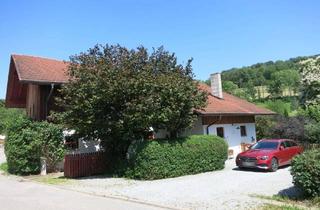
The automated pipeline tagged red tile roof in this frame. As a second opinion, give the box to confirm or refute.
[12,54,69,84]
[198,83,275,115]
[9,54,274,115]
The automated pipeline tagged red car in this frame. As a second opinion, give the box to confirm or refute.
[236,139,303,172]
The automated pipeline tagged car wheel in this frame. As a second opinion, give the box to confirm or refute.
[270,158,279,172]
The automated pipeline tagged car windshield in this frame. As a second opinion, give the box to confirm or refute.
[251,141,279,150]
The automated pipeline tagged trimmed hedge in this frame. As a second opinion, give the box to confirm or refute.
[291,149,320,197]
[5,117,65,175]
[125,135,228,180]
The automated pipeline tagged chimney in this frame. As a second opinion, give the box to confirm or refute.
[210,73,223,99]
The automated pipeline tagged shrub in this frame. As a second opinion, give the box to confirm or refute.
[125,135,228,180]
[5,117,65,175]
[255,116,276,140]
[5,117,41,175]
[270,116,305,142]
[261,100,291,116]
[291,149,320,197]
[305,121,320,144]
[0,100,25,135]
[34,121,65,172]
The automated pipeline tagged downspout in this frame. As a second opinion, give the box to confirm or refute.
[206,115,222,135]
[45,83,55,118]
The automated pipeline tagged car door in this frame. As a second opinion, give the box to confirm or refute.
[284,141,295,163]
[277,141,288,165]
[288,141,300,158]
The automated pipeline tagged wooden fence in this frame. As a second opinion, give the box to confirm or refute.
[64,152,108,178]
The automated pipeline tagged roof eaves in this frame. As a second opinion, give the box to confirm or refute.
[19,79,67,85]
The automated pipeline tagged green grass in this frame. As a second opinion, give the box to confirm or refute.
[0,162,8,173]
[28,173,71,185]
[259,203,304,210]
[0,163,71,185]
[252,194,320,209]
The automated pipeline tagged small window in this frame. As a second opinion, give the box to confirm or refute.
[216,127,224,138]
[280,142,286,148]
[240,125,247,137]
[284,141,292,148]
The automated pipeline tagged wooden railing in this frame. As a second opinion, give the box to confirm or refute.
[64,152,107,178]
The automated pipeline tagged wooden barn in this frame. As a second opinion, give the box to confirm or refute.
[5,54,68,120]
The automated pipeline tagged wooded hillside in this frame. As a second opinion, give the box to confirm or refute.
[216,54,320,100]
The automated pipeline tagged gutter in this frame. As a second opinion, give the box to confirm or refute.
[45,83,55,118]
[206,115,222,135]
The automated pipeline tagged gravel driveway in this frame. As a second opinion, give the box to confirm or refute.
[66,159,296,210]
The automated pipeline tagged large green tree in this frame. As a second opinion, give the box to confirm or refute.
[56,45,207,157]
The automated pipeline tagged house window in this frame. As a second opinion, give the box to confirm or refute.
[240,125,247,137]
[216,127,224,138]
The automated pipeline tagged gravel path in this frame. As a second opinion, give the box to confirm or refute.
[66,160,296,210]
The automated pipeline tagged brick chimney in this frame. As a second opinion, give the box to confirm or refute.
[210,73,223,99]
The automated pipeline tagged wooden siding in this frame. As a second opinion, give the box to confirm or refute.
[202,115,255,125]
[25,84,62,121]
[5,58,27,108]
[26,84,41,120]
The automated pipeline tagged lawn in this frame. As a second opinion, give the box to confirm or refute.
[0,162,8,173]
[27,173,72,185]
[253,194,320,210]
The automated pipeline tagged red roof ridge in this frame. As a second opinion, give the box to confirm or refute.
[11,54,68,63]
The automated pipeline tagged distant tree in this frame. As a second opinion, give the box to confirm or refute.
[244,80,257,101]
[267,73,283,97]
[204,78,211,86]
[222,81,238,94]
[267,70,299,97]
[55,44,207,158]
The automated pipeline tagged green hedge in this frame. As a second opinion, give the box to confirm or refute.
[125,135,228,180]
[4,117,65,175]
[291,149,320,197]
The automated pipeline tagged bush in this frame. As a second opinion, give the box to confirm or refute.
[255,116,276,140]
[305,122,320,144]
[35,121,65,172]
[125,135,228,180]
[5,117,41,175]
[291,149,320,197]
[0,99,25,135]
[259,100,291,116]
[5,117,65,175]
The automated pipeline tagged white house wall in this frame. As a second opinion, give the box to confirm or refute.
[68,139,101,154]
[205,123,257,155]
[154,117,203,139]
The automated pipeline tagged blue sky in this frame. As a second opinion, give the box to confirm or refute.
[1,0,320,99]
